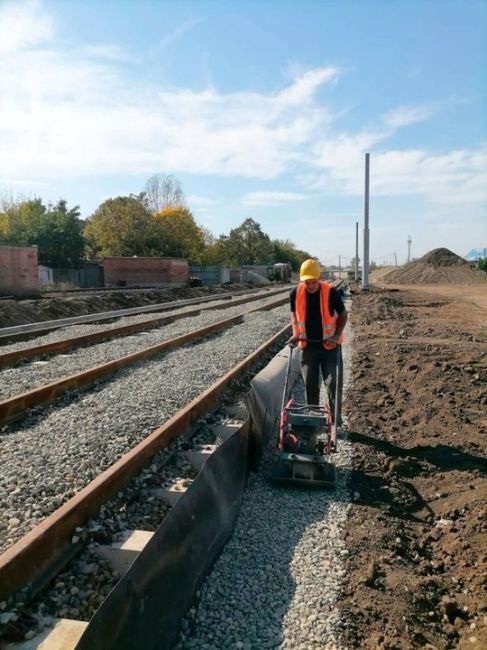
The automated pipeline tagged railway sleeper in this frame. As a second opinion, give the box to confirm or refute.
[10,423,244,649]
[2,338,289,650]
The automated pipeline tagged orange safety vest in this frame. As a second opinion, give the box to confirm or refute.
[295,281,344,350]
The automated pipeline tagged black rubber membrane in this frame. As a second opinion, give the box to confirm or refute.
[75,424,249,650]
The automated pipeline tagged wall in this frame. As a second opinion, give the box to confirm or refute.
[39,265,54,287]
[189,265,231,285]
[0,244,40,297]
[103,257,188,287]
[39,264,104,289]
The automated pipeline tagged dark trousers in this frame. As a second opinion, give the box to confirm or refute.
[300,345,343,424]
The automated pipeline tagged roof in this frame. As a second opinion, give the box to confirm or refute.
[464,248,487,261]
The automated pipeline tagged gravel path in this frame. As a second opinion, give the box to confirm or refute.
[176,318,353,650]
[0,293,287,400]
[0,306,289,552]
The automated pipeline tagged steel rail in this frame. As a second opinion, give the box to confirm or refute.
[0,286,287,343]
[0,296,289,425]
[0,289,289,368]
[0,323,290,603]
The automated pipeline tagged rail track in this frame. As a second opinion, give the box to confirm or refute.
[0,292,289,425]
[0,283,351,650]
[0,286,287,345]
[0,313,292,645]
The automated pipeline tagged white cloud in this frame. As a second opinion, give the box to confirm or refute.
[158,17,203,49]
[0,0,53,53]
[187,194,217,207]
[0,0,485,217]
[0,35,338,181]
[382,104,436,130]
[371,148,487,203]
[301,130,487,206]
[81,44,135,63]
[242,191,306,206]
[276,67,339,106]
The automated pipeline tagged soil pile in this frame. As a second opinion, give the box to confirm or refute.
[383,248,486,285]
[0,284,256,329]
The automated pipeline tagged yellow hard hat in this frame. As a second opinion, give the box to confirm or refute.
[299,258,321,280]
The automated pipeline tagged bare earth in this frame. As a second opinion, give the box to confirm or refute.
[340,277,487,649]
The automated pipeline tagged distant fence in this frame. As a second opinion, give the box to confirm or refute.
[189,266,230,285]
[189,265,274,286]
[39,264,103,289]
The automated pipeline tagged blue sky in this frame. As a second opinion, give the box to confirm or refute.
[1,0,486,266]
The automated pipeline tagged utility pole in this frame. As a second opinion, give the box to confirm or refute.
[407,235,412,263]
[362,153,370,290]
[355,221,359,280]
[339,255,341,276]
[394,252,398,266]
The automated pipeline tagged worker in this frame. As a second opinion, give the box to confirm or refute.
[287,258,348,425]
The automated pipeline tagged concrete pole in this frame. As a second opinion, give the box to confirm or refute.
[362,153,370,290]
[355,221,359,280]
[394,252,398,266]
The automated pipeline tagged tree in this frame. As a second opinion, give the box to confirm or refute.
[143,174,186,212]
[151,206,205,262]
[218,218,274,266]
[0,197,45,244]
[0,197,84,267]
[84,196,153,259]
[37,200,85,267]
[199,241,223,265]
[272,239,313,271]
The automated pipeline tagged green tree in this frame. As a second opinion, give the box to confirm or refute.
[84,196,152,259]
[200,239,224,265]
[0,197,45,244]
[0,197,84,267]
[219,218,274,266]
[37,200,85,267]
[151,206,205,262]
[272,239,313,271]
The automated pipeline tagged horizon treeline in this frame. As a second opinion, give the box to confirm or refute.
[0,175,312,271]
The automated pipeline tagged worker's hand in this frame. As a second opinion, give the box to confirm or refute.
[286,334,299,347]
[324,334,341,348]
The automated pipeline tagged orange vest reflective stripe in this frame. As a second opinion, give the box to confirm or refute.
[295,281,344,350]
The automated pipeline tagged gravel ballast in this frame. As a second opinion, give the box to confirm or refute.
[176,324,353,650]
[0,292,287,400]
[0,306,289,552]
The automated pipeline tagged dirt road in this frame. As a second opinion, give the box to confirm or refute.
[340,280,487,649]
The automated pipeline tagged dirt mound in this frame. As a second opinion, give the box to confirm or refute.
[0,284,256,329]
[382,248,487,285]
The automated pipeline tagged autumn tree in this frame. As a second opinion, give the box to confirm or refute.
[83,196,152,259]
[0,197,45,244]
[151,206,205,262]
[142,174,186,213]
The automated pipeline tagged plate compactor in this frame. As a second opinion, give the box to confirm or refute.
[270,343,339,488]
